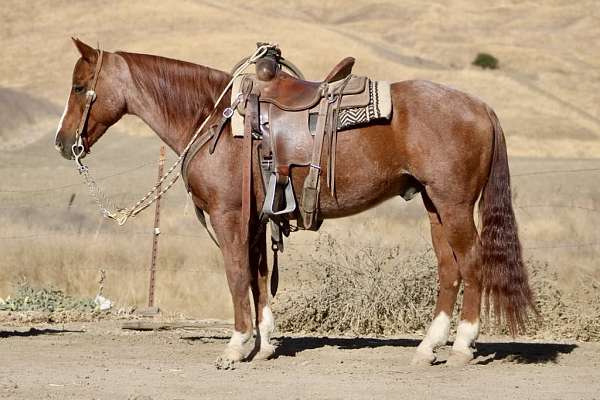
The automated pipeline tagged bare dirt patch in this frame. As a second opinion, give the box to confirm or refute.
[1,319,599,400]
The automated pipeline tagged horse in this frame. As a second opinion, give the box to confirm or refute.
[55,38,535,368]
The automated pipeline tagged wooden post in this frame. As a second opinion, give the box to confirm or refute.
[147,145,165,310]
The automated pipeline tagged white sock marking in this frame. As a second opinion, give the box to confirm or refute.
[452,319,480,356]
[416,311,451,357]
[228,330,251,352]
[258,305,275,349]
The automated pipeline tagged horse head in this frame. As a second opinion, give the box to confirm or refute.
[54,38,127,160]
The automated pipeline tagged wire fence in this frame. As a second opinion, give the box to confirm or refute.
[1,164,599,254]
[0,161,598,314]
[0,222,598,252]
[0,161,156,194]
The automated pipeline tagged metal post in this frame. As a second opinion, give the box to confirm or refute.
[147,145,165,310]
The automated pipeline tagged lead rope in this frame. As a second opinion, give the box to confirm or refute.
[74,44,276,225]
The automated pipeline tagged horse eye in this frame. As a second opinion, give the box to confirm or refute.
[72,84,86,94]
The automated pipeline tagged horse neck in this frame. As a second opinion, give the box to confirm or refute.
[118,52,230,155]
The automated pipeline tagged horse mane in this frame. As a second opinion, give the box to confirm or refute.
[116,51,231,133]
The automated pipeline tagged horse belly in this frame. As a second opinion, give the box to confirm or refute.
[318,170,418,218]
[290,125,415,219]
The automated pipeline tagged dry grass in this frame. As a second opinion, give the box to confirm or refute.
[274,234,437,335]
[0,212,232,319]
[1,156,598,337]
[273,234,600,341]
[527,260,600,342]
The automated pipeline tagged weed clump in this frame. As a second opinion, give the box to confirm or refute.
[273,234,437,336]
[274,235,600,341]
[0,281,96,313]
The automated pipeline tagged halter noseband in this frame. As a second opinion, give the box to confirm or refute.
[72,49,104,167]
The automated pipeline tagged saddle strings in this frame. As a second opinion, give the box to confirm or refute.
[77,43,276,226]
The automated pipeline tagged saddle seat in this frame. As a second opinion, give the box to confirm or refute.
[257,57,356,111]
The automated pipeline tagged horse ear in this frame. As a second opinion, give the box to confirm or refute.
[71,37,98,63]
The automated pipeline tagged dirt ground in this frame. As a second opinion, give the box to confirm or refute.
[1,319,599,400]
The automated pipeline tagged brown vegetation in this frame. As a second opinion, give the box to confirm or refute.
[273,234,600,341]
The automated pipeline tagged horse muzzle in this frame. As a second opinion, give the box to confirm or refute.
[55,132,87,160]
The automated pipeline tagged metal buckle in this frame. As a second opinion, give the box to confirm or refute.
[327,92,337,103]
[72,143,85,168]
[223,107,234,119]
[86,90,97,102]
[71,132,87,169]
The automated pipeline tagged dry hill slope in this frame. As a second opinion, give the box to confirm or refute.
[1,0,599,156]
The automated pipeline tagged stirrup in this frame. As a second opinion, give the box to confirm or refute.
[262,173,296,216]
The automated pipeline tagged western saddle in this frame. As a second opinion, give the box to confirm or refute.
[182,44,385,272]
[226,45,375,234]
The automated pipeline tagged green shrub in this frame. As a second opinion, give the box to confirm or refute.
[0,280,96,312]
[472,52,499,69]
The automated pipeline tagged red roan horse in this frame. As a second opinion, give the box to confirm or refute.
[55,39,535,368]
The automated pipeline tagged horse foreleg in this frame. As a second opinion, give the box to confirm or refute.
[412,192,461,366]
[249,228,276,360]
[211,210,253,369]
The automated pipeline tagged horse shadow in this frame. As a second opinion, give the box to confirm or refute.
[0,327,83,338]
[272,335,577,364]
[473,341,577,364]
[273,336,419,357]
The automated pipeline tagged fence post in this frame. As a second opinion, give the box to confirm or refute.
[147,145,165,311]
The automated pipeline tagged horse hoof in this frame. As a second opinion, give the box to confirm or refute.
[445,351,473,367]
[411,351,435,367]
[215,347,245,370]
[253,343,276,361]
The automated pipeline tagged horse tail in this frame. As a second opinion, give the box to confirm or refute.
[479,108,536,335]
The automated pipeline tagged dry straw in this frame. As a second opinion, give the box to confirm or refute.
[273,234,600,341]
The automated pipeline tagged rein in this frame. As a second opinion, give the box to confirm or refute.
[73,44,276,226]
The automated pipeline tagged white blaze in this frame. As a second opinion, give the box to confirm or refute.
[54,93,71,147]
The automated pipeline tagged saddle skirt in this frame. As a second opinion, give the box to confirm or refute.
[231,74,392,138]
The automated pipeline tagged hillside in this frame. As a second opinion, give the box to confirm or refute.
[1,0,599,157]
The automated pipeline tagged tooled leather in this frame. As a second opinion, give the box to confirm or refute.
[270,106,314,168]
[258,75,372,175]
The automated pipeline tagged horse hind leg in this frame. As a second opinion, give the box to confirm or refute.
[248,229,276,361]
[430,195,482,367]
[411,192,462,366]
